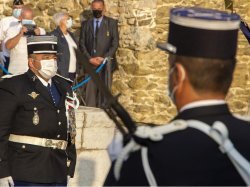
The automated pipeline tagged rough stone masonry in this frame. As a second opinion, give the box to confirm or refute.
[0,0,249,124]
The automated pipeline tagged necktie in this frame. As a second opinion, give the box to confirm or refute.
[94,20,99,54]
[47,83,60,106]
[95,20,99,37]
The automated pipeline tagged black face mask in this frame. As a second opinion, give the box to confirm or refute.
[92,10,103,18]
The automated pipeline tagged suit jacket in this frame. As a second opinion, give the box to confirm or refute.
[105,104,250,186]
[50,27,79,78]
[79,16,119,71]
[0,70,76,183]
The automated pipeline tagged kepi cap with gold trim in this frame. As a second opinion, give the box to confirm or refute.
[157,7,241,60]
[27,35,58,55]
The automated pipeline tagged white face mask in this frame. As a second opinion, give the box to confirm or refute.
[168,65,186,104]
[38,59,58,80]
[167,66,177,103]
[66,18,73,29]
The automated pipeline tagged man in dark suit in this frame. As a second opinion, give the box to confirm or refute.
[0,35,76,186]
[79,0,119,107]
[104,7,250,186]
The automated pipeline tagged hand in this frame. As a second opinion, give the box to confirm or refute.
[67,175,70,184]
[19,26,28,36]
[108,131,123,161]
[89,58,99,66]
[96,57,104,65]
[0,176,14,187]
[34,28,40,35]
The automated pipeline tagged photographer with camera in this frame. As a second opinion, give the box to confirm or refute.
[0,0,24,75]
[5,6,45,75]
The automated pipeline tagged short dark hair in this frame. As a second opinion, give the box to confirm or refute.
[92,0,105,5]
[170,55,236,95]
[13,0,24,5]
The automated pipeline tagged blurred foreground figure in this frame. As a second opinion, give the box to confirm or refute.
[104,7,250,186]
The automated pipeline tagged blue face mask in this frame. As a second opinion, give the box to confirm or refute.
[13,8,22,18]
[21,19,33,25]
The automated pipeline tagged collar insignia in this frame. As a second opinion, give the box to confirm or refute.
[32,76,37,82]
[28,92,40,99]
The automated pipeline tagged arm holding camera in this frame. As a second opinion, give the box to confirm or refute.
[5,25,45,51]
[5,26,27,50]
[34,27,40,35]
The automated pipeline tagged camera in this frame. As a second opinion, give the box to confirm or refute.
[23,24,37,36]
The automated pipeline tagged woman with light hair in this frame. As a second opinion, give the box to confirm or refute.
[50,12,78,81]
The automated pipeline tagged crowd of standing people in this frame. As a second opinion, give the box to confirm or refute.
[0,0,118,108]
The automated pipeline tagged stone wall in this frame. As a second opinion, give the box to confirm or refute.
[0,0,250,124]
[111,0,250,124]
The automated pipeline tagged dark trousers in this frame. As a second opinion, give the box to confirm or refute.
[14,180,67,186]
[84,61,113,108]
[3,56,10,75]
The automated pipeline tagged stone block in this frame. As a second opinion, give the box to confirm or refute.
[37,2,48,11]
[128,77,149,89]
[75,109,85,128]
[80,107,115,128]
[75,120,84,129]
[75,128,82,150]
[82,127,115,150]
[68,151,111,187]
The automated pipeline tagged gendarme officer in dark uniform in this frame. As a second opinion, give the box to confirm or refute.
[0,35,76,186]
[104,7,250,186]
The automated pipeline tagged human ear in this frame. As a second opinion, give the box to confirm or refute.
[175,63,186,83]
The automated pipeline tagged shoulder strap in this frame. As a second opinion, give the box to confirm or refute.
[186,120,250,185]
[1,74,20,79]
[55,74,73,83]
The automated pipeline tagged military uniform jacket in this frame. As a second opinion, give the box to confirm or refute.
[0,70,76,183]
[105,104,250,186]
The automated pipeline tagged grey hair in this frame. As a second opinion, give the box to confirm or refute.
[53,12,67,26]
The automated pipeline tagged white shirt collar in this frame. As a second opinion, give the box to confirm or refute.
[94,16,103,22]
[37,75,52,87]
[180,99,226,113]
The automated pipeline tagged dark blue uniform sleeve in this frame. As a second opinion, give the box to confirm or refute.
[0,86,18,178]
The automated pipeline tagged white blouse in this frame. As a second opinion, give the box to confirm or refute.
[64,33,77,73]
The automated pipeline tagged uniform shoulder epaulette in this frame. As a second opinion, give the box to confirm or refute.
[0,74,21,81]
[233,114,250,122]
[55,74,73,83]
